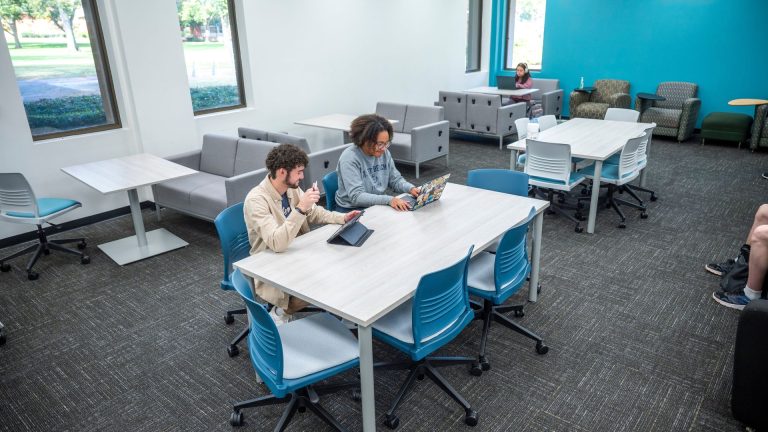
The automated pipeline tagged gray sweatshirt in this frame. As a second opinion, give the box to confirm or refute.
[335,146,415,208]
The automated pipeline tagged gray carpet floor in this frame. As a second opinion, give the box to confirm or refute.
[0,134,765,431]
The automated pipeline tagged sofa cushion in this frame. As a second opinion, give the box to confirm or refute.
[641,107,681,129]
[573,102,610,119]
[189,181,228,220]
[200,134,238,178]
[376,102,407,133]
[266,132,311,154]
[403,105,443,133]
[235,139,278,175]
[238,127,269,141]
[153,171,224,210]
[389,133,412,160]
[655,82,697,110]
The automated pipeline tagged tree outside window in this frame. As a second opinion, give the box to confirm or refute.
[505,0,546,71]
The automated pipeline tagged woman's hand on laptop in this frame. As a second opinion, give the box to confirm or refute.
[409,187,420,197]
[344,210,361,222]
[390,196,411,211]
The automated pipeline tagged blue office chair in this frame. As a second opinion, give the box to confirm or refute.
[467,207,548,373]
[214,203,252,357]
[372,246,479,429]
[467,168,530,197]
[322,171,338,211]
[228,269,360,430]
[0,173,89,280]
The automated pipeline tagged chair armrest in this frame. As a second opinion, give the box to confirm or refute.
[497,102,526,136]
[225,168,269,205]
[752,105,768,150]
[410,120,449,162]
[569,91,590,115]
[167,150,201,170]
[541,89,563,117]
[608,93,631,109]
[678,98,701,142]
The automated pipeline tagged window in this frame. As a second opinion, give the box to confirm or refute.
[504,0,546,71]
[6,0,120,140]
[177,0,245,114]
[465,0,483,72]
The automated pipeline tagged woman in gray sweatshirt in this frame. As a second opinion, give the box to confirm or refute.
[335,114,419,211]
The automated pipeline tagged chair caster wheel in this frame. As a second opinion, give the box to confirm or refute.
[514,309,525,317]
[537,283,542,295]
[650,195,658,202]
[0,333,5,346]
[618,223,626,229]
[479,356,491,371]
[224,314,234,325]
[580,188,588,195]
[536,342,549,355]
[350,389,361,401]
[227,345,239,357]
[384,414,400,429]
[469,364,483,376]
[81,256,90,265]
[416,373,425,381]
[229,411,243,426]
[575,226,584,233]
[640,212,648,219]
[298,406,306,413]
[77,241,87,250]
[43,249,51,256]
[27,271,39,281]
[1,263,10,272]
[575,213,585,221]
[465,409,479,426]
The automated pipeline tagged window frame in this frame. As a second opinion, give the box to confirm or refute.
[26,0,121,142]
[465,0,483,73]
[188,0,247,116]
[502,0,546,72]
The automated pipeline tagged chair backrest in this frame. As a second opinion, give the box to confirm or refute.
[655,81,698,109]
[201,134,239,178]
[265,132,311,154]
[0,173,38,217]
[376,102,407,133]
[238,127,269,141]
[322,171,338,211]
[604,108,639,122]
[524,139,572,184]
[494,207,536,293]
[230,269,283,385]
[214,203,251,291]
[467,169,529,197]
[233,138,278,176]
[530,78,560,99]
[403,105,444,134]
[411,246,474,349]
[467,93,502,134]
[437,91,467,129]
[538,115,557,131]
[514,117,529,138]
[592,79,630,104]
[617,133,644,179]
[636,124,655,165]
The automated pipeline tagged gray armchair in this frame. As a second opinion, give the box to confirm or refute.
[636,81,700,142]
[750,104,768,151]
[569,79,631,119]
[530,78,564,118]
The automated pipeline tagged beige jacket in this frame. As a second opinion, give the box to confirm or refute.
[243,177,345,309]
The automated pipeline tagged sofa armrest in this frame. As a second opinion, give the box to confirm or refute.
[410,120,449,162]
[225,168,269,205]
[497,102,526,136]
[608,93,632,109]
[540,89,563,117]
[752,105,768,150]
[569,91,590,116]
[678,98,701,142]
[167,150,201,170]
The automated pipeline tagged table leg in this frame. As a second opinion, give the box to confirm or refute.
[511,150,520,171]
[358,325,376,432]
[529,211,543,302]
[127,189,148,247]
[639,138,652,188]
[587,161,602,234]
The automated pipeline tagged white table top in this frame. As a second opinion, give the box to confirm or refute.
[507,118,655,161]
[235,183,549,327]
[295,114,398,132]
[61,153,198,194]
[466,86,539,97]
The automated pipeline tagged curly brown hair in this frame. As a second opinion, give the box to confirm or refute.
[349,114,393,148]
[265,144,309,179]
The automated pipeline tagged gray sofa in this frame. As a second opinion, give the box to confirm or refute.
[237,128,350,195]
[375,102,449,179]
[152,134,272,221]
[437,91,527,149]
[530,78,564,118]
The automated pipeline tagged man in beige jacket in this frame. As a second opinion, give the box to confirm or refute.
[244,144,360,324]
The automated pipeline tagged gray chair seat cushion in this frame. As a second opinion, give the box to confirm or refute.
[279,313,359,380]
[189,181,227,218]
[389,132,412,160]
[467,251,496,292]
[372,299,458,344]
[153,172,223,210]
[642,107,681,129]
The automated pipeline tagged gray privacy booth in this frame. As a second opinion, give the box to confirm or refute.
[436,91,527,149]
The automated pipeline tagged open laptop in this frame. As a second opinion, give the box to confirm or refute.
[401,174,450,211]
[496,75,516,90]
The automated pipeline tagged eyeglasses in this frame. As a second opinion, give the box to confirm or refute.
[372,141,391,150]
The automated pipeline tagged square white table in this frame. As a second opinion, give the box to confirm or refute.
[465,86,538,98]
[62,153,197,265]
[234,183,548,431]
[507,118,654,234]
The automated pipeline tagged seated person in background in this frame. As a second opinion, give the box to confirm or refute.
[503,62,533,107]
[710,204,767,310]
[244,144,360,324]
[335,114,419,212]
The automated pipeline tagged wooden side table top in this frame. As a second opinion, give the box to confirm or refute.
[728,99,768,106]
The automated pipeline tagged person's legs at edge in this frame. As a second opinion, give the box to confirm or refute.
[713,225,768,310]
[706,204,768,276]
[268,296,309,325]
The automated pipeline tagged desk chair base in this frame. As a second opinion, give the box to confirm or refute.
[375,357,479,429]
[470,299,548,372]
[0,224,88,280]
[230,382,357,431]
[626,184,658,202]
[534,188,585,233]
[578,183,648,228]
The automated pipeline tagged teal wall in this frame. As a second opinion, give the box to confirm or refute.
[490,0,768,125]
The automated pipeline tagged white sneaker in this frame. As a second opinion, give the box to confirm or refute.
[268,307,292,326]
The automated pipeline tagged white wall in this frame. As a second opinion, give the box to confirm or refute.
[0,0,490,240]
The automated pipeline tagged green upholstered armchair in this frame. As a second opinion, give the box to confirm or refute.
[636,82,700,142]
[569,79,631,119]
[750,104,768,151]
